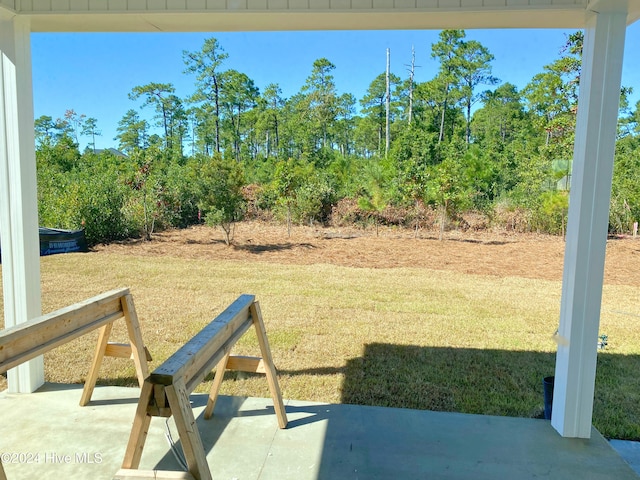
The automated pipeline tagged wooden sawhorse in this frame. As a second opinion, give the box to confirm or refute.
[116,294,287,480]
[0,288,151,479]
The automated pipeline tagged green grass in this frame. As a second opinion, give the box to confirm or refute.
[2,251,640,439]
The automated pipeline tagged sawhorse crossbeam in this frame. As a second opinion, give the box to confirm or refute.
[116,294,287,480]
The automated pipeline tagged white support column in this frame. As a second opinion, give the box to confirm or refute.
[0,14,43,393]
[552,4,627,438]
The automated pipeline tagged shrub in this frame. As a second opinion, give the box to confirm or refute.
[194,155,246,246]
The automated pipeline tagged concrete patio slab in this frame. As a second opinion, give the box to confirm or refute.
[0,383,637,480]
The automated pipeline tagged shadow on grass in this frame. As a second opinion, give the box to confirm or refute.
[340,344,554,418]
[417,236,513,246]
[233,242,315,254]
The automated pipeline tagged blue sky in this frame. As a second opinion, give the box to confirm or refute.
[31,24,640,151]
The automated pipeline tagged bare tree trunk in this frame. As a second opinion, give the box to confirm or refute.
[385,48,391,157]
[438,92,448,143]
[266,130,270,158]
[214,76,221,153]
[439,202,447,241]
[408,45,416,125]
[143,190,151,241]
[466,99,472,145]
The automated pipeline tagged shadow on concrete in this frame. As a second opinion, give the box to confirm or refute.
[152,395,248,472]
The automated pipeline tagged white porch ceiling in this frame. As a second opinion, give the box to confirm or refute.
[0,0,638,32]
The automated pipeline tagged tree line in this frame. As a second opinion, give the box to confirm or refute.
[35,30,640,245]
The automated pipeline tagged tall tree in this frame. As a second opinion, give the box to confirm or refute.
[385,48,391,156]
[81,117,101,153]
[183,37,229,154]
[63,109,86,145]
[360,72,401,155]
[523,32,583,163]
[472,83,526,146]
[301,58,338,150]
[219,69,259,161]
[259,83,284,158]
[129,83,176,150]
[34,115,57,146]
[164,94,188,157]
[431,29,465,143]
[456,39,498,144]
[406,45,419,125]
[115,109,149,155]
[333,93,357,156]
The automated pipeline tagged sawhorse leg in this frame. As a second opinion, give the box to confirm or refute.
[80,294,150,406]
[203,352,230,420]
[165,380,212,480]
[80,322,113,406]
[251,302,288,429]
[121,380,154,470]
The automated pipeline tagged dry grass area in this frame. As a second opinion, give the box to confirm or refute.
[2,221,640,439]
[92,221,640,285]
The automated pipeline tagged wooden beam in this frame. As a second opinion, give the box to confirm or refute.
[121,380,155,470]
[0,287,150,408]
[164,379,211,480]
[225,355,265,373]
[0,288,129,374]
[121,293,151,387]
[104,343,152,361]
[150,294,255,389]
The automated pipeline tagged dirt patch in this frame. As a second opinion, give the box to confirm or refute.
[94,221,640,286]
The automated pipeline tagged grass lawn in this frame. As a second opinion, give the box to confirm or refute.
[2,240,640,440]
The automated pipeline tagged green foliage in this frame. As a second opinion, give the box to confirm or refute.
[294,175,335,225]
[610,137,640,234]
[193,154,246,245]
[425,151,472,239]
[35,30,640,240]
[75,160,133,244]
[356,160,392,234]
[531,191,569,236]
[390,125,439,204]
[37,147,134,245]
